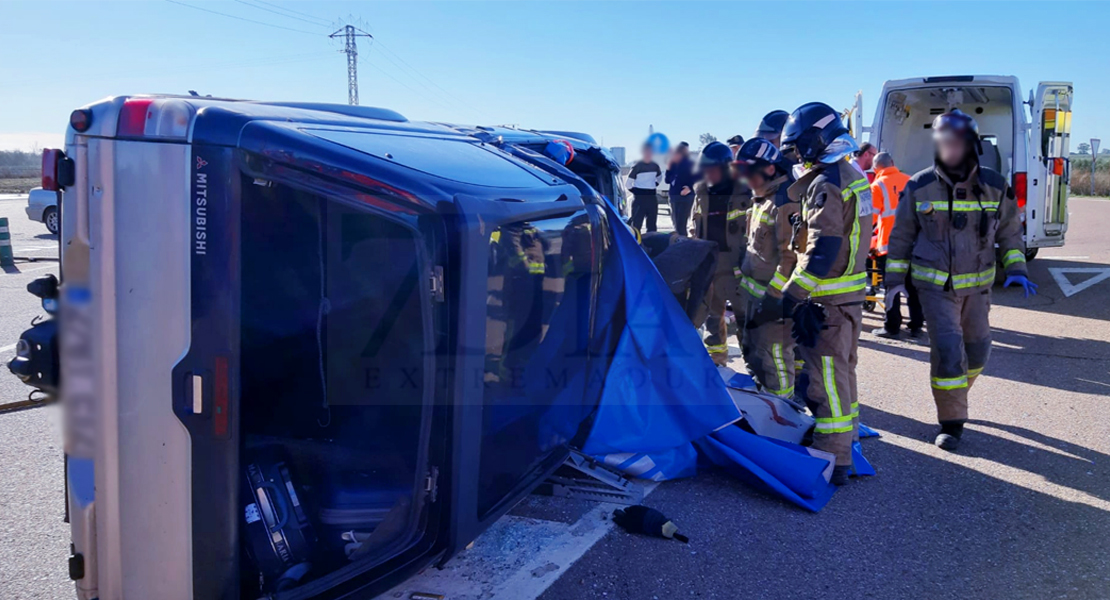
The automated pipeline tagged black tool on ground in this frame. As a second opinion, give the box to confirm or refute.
[612,505,689,543]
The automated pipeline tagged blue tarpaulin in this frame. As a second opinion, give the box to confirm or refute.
[582,202,855,511]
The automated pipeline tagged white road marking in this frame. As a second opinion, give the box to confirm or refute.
[14,264,58,274]
[16,246,60,253]
[1048,267,1110,297]
[377,484,658,600]
[1040,255,1089,260]
[0,343,17,354]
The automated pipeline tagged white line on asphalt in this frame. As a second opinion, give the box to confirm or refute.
[1040,255,1090,260]
[377,483,659,600]
[0,343,17,354]
[1048,267,1110,297]
[14,264,58,274]
[16,246,60,253]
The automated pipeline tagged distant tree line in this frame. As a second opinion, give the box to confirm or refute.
[0,150,40,168]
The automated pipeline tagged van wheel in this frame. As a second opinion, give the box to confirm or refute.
[1024,248,1038,262]
[43,207,60,235]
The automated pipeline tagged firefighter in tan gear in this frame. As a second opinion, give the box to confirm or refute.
[885,109,1037,451]
[772,102,872,486]
[693,141,753,365]
[733,138,800,398]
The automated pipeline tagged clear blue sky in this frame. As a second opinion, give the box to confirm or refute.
[1,1,1105,153]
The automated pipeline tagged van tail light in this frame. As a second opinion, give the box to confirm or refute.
[1013,172,1027,209]
[42,149,73,191]
[117,97,195,140]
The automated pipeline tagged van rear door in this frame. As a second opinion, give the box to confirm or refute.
[1028,82,1074,248]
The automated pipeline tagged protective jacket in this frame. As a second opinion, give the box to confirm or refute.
[870,165,910,255]
[782,160,872,306]
[739,173,800,301]
[693,179,753,255]
[885,164,1027,296]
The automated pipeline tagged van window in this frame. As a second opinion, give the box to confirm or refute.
[239,178,431,595]
[878,86,1014,177]
[478,209,598,517]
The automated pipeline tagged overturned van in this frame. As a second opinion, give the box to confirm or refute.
[18,96,627,600]
[855,75,1074,258]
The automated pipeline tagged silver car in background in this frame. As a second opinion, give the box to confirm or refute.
[25,187,59,234]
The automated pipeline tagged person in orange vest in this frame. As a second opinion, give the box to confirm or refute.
[869,151,923,339]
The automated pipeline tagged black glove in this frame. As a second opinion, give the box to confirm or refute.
[791,300,827,348]
[747,294,787,329]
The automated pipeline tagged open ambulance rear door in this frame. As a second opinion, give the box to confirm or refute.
[1026,82,1074,250]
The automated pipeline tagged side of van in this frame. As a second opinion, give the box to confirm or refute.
[855,75,1074,259]
[22,95,624,600]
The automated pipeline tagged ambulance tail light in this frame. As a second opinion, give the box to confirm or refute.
[1014,172,1027,209]
[117,97,195,140]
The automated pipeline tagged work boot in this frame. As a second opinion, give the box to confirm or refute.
[934,420,966,451]
[871,327,900,340]
[831,465,851,486]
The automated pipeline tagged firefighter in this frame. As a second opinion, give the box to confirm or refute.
[753,110,791,149]
[777,102,872,485]
[885,109,1037,451]
[693,141,753,365]
[735,138,800,399]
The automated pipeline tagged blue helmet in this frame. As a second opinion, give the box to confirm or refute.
[781,102,849,163]
[932,109,983,155]
[755,110,790,139]
[698,141,734,169]
[732,138,783,173]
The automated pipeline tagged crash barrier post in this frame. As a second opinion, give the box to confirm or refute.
[0,217,14,268]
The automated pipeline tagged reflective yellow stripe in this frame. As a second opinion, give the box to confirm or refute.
[706,344,728,353]
[822,356,842,418]
[790,270,819,292]
[917,201,1000,212]
[740,275,768,299]
[1002,249,1025,268]
[911,265,949,286]
[771,343,789,394]
[846,205,861,274]
[815,411,858,433]
[769,271,789,292]
[811,272,866,297]
[770,386,795,398]
[727,209,743,221]
[952,266,995,290]
[734,266,743,279]
[931,375,968,390]
[887,259,909,273]
[968,367,984,378]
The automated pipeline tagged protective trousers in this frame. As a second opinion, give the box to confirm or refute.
[918,289,991,423]
[796,303,862,466]
[704,247,745,366]
[743,300,795,398]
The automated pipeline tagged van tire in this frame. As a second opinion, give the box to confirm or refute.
[43,206,59,235]
[1024,248,1038,262]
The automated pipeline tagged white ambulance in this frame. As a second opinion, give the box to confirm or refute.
[852,76,1073,259]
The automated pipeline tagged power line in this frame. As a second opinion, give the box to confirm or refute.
[231,0,331,27]
[251,0,334,26]
[163,0,322,36]
[360,56,455,113]
[370,39,490,121]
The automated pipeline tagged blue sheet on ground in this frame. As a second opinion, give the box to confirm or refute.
[583,202,851,511]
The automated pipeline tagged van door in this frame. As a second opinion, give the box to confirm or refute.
[1029,82,1074,247]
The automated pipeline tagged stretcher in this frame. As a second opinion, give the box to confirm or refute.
[863,254,885,313]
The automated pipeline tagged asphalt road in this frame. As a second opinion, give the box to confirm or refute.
[1,196,1109,600]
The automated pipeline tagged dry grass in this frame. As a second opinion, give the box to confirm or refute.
[0,177,39,194]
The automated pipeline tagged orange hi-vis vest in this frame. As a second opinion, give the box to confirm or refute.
[870,166,910,255]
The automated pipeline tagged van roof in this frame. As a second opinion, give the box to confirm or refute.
[882,75,1020,90]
